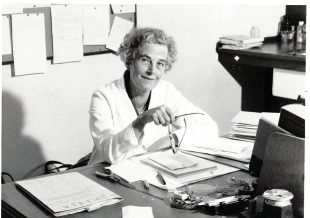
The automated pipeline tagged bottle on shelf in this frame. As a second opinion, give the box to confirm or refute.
[296,21,304,43]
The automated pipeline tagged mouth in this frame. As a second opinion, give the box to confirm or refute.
[141,75,156,81]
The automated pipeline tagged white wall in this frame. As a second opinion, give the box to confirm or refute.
[1,4,285,180]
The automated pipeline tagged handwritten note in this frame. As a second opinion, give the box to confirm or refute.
[51,4,83,64]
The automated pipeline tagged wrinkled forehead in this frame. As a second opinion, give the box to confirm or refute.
[137,43,168,60]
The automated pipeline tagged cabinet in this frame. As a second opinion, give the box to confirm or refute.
[216,37,305,112]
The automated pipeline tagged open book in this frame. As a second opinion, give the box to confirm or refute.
[15,172,123,217]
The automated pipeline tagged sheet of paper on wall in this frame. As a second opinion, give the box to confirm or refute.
[51,4,83,64]
[82,5,110,45]
[2,15,12,55]
[2,4,23,14]
[11,13,46,76]
[122,206,154,218]
[272,68,305,100]
[111,4,135,14]
[106,16,134,52]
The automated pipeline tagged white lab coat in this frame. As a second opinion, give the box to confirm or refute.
[88,75,218,165]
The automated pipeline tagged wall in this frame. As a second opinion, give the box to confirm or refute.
[1,4,285,180]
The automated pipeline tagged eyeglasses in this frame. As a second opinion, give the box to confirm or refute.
[138,56,167,71]
[168,118,187,154]
[168,112,205,154]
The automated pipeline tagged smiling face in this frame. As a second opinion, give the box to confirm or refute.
[129,43,168,97]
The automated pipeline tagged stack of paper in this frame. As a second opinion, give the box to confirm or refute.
[219,35,264,50]
[228,111,280,142]
[15,172,123,217]
[141,150,217,177]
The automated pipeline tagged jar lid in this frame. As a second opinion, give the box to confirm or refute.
[263,189,294,202]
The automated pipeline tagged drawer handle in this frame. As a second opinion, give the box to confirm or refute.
[234,56,240,61]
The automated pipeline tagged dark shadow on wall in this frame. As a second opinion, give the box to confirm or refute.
[2,90,46,181]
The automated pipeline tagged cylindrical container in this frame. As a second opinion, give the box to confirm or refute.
[296,21,304,43]
[262,189,293,218]
[250,26,260,38]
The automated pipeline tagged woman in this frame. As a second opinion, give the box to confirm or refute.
[88,27,218,165]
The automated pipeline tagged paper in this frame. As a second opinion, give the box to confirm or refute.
[272,68,305,100]
[82,5,110,45]
[148,151,197,170]
[51,4,83,64]
[16,172,123,217]
[122,206,153,218]
[2,4,23,14]
[108,152,239,189]
[106,16,134,52]
[232,111,279,126]
[111,4,135,14]
[11,13,46,76]
[2,15,12,55]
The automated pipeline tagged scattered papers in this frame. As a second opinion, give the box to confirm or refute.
[108,152,239,189]
[51,4,83,64]
[106,16,134,52]
[229,111,280,142]
[16,172,123,217]
[11,13,46,76]
[82,5,110,45]
[122,206,153,218]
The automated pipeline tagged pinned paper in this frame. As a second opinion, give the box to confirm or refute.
[82,5,110,45]
[2,15,12,55]
[51,4,83,64]
[2,4,23,14]
[106,16,133,52]
[11,13,46,76]
[111,4,135,14]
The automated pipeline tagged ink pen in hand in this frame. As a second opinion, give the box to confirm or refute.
[156,172,166,185]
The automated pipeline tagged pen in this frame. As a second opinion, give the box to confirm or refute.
[156,172,166,185]
[143,180,150,189]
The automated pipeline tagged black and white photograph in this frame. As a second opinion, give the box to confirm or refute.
[1,2,307,218]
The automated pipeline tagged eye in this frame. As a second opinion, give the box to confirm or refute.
[140,57,150,64]
[157,61,166,68]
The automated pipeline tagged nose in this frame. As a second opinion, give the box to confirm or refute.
[146,63,158,75]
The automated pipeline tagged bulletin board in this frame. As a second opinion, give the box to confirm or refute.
[2,4,137,65]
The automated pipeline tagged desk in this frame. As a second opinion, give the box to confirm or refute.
[2,164,253,218]
[216,37,306,112]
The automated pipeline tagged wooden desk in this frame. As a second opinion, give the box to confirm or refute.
[216,37,306,112]
[2,164,252,218]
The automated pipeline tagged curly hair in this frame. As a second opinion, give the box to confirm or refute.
[118,27,177,71]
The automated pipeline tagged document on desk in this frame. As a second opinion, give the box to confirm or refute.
[108,151,239,189]
[181,137,254,162]
[15,172,123,217]
[122,206,154,218]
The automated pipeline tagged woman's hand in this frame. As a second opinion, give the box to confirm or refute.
[132,105,175,132]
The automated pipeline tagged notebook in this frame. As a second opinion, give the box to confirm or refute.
[15,172,123,217]
[141,151,217,177]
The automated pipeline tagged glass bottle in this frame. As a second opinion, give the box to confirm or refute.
[296,21,304,43]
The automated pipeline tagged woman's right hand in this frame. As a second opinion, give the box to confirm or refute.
[132,105,176,132]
